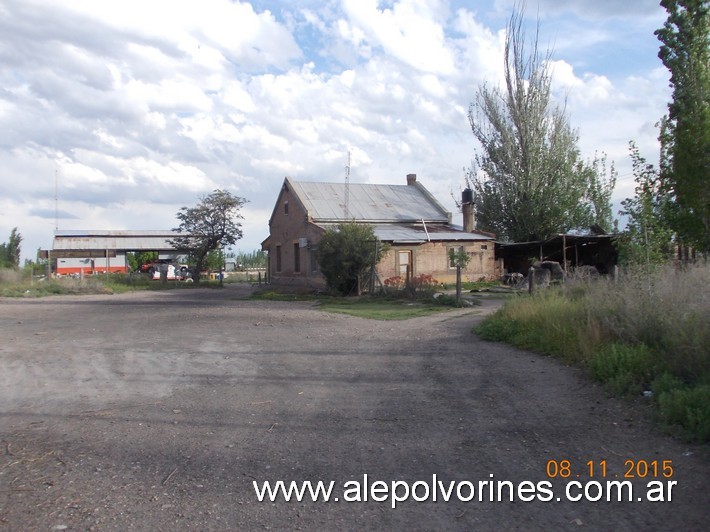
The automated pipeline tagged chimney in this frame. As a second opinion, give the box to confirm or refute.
[462,188,475,232]
[406,173,417,185]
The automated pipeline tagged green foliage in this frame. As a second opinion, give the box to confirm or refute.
[655,0,710,252]
[316,222,387,295]
[588,343,656,396]
[319,299,449,320]
[0,227,22,268]
[657,384,710,442]
[466,10,616,242]
[126,251,158,272]
[616,143,675,266]
[232,249,267,269]
[651,372,686,398]
[170,190,246,283]
[448,247,470,268]
[250,290,320,301]
[204,249,225,272]
[457,280,504,291]
[475,289,594,362]
[581,153,618,233]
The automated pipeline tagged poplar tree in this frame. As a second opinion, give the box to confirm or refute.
[655,0,710,252]
[467,9,615,242]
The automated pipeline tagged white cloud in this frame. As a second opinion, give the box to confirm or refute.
[0,0,671,261]
[342,0,456,74]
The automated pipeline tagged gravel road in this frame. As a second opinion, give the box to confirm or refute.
[0,285,708,530]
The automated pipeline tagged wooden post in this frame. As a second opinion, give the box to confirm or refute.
[528,266,535,294]
[456,265,462,306]
[369,240,377,294]
[562,235,567,273]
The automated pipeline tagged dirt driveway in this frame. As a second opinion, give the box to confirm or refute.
[0,286,708,530]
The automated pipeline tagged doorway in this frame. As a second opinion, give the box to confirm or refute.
[398,250,413,281]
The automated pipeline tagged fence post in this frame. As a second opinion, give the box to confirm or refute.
[528,266,535,294]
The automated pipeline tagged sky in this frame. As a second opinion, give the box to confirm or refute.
[0,0,671,262]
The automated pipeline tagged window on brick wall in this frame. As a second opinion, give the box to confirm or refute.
[293,242,300,273]
[276,245,282,272]
[284,201,289,215]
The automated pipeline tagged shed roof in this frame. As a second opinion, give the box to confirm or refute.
[51,230,182,252]
[290,180,450,223]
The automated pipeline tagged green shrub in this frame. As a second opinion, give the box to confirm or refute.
[651,372,686,397]
[475,317,522,342]
[588,343,656,395]
[657,385,710,442]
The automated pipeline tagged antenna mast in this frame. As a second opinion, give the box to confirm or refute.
[344,150,351,220]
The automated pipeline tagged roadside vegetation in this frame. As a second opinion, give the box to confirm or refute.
[0,268,243,297]
[476,263,710,442]
[251,291,478,321]
[251,273,486,320]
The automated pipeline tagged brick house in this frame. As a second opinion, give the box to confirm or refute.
[261,174,498,288]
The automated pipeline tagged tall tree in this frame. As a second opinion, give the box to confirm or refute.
[617,142,675,266]
[466,9,615,242]
[655,0,710,252]
[170,190,246,284]
[0,227,22,268]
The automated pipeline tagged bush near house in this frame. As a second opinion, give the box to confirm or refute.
[476,263,710,442]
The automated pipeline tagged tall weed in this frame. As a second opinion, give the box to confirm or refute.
[585,264,710,383]
[476,262,710,441]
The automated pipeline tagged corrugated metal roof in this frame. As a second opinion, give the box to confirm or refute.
[292,181,450,222]
[316,223,493,244]
[53,230,183,251]
[55,230,177,237]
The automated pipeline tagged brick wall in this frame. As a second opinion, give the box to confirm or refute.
[265,185,326,287]
[378,241,497,284]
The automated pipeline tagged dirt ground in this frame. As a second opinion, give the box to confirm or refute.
[0,285,708,531]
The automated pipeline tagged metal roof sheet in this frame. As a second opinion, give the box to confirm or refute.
[52,230,183,251]
[54,230,177,237]
[316,223,493,244]
[292,181,450,223]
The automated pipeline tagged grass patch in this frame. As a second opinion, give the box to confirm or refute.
[250,290,322,302]
[475,290,598,363]
[588,343,657,396]
[475,263,710,442]
[657,384,710,443]
[461,280,505,291]
[319,299,451,320]
[249,287,461,319]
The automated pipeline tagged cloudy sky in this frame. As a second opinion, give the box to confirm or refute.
[0,0,670,261]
